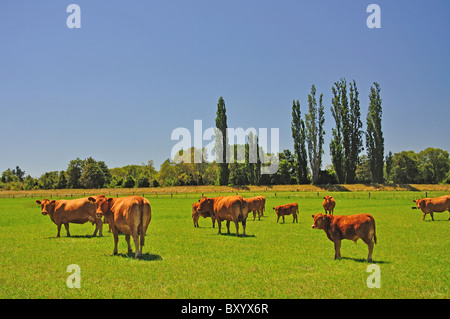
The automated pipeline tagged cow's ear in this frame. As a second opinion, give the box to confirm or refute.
[323,197,326,199]
[311,214,315,218]
[412,199,416,202]
[50,200,56,204]
[36,200,41,205]
[107,198,114,202]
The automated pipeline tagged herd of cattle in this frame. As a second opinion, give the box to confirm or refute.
[35,194,450,261]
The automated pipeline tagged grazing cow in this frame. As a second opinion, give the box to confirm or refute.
[255,195,266,218]
[197,195,248,236]
[35,197,103,237]
[322,195,336,215]
[88,195,151,259]
[245,196,265,221]
[311,213,377,262]
[192,201,216,228]
[273,203,298,223]
[413,196,450,221]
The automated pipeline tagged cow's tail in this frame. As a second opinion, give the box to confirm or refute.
[371,216,377,245]
[238,197,247,223]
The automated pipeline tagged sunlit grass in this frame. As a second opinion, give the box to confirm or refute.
[0,191,448,298]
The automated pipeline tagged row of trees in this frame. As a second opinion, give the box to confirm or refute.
[291,80,384,186]
[1,79,449,190]
[2,145,448,191]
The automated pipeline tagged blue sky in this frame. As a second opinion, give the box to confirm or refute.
[1,0,449,177]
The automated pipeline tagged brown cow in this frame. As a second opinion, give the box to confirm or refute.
[36,197,103,237]
[245,196,265,221]
[413,195,450,221]
[192,202,216,228]
[322,195,336,215]
[197,195,248,236]
[255,195,266,218]
[88,195,151,259]
[273,203,298,223]
[311,213,377,262]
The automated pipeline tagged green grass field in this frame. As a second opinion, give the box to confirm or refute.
[0,191,448,299]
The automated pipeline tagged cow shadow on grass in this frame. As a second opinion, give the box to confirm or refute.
[340,257,390,264]
[113,252,163,261]
[44,234,103,239]
[214,233,256,238]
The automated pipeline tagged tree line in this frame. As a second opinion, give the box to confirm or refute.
[1,79,449,190]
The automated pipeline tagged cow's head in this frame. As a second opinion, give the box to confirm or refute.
[323,195,333,201]
[88,195,113,218]
[413,199,423,208]
[197,196,212,213]
[36,199,56,215]
[311,213,330,229]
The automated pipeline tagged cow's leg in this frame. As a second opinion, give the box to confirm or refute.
[98,219,103,236]
[64,223,71,237]
[112,231,119,255]
[92,223,98,237]
[242,219,246,237]
[226,220,231,234]
[56,224,62,237]
[422,212,426,221]
[211,216,216,228]
[93,219,102,237]
[430,212,434,221]
[334,240,341,259]
[282,215,285,223]
[253,211,256,221]
[367,240,374,262]
[276,215,280,223]
[125,234,133,253]
[217,220,222,234]
[131,229,141,259]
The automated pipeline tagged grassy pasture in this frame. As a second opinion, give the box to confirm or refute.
[0,191,448,299]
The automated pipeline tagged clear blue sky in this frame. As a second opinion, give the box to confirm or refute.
[1,0,449,178]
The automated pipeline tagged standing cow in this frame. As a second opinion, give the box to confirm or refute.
[245,196,265,221]
[273,203,298,223]
[311,213,377,262]
[88,195,151,259]
[197,195,248,236]
[322,196,336,215]
[192,201,216,228]
[36,197,103,237]
[413,195,450,221]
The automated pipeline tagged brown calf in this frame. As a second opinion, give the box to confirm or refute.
[311,213,377,262]
[322,195,336,215]
[273,203,298,223]
[36,197,103,237]
[192,202,216,228]
[413,195,450,221]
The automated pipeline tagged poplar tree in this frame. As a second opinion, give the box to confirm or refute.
[215,96,230,185]
[366,82,384,183]
[305,85,325,185]
[291,99,309,184]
